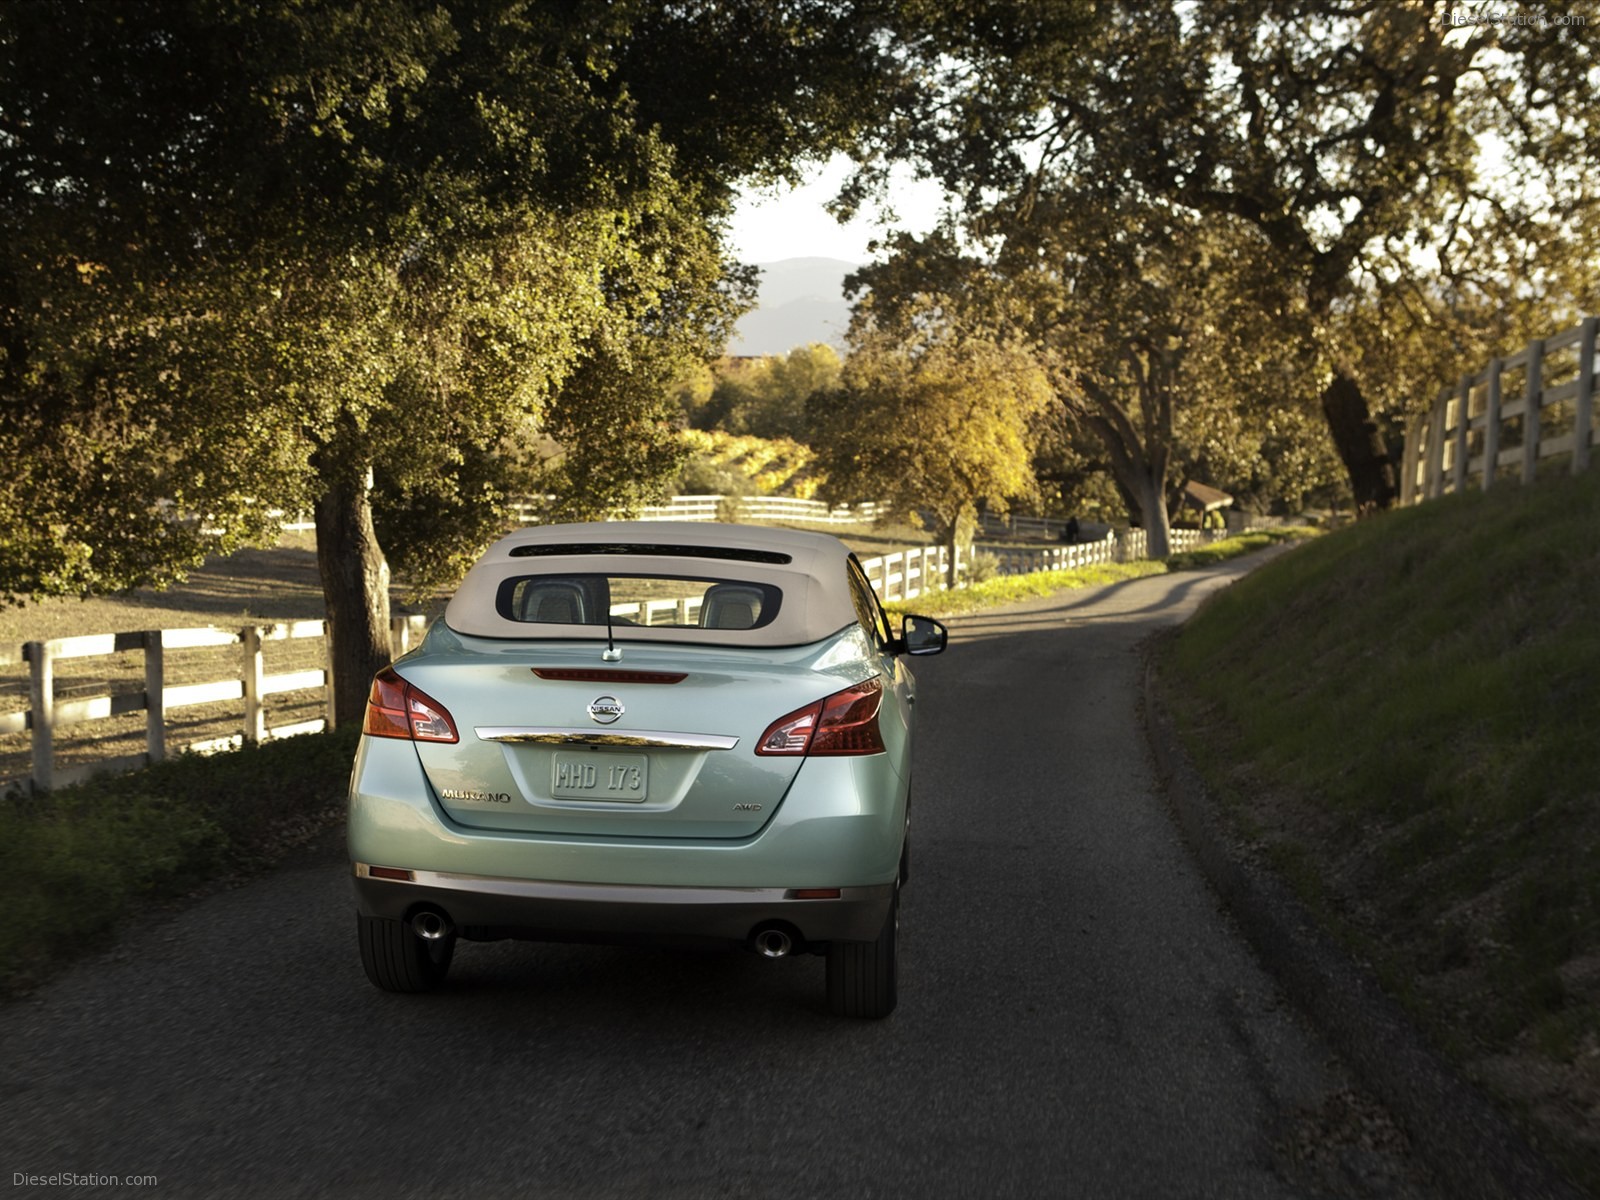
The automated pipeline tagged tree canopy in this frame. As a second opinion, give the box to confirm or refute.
[688,344,844,440]
[811,289,1051,581]
[0,0,909,719]
[865,0,1600,513]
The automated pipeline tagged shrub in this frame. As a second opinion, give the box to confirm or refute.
[0,725,360,996]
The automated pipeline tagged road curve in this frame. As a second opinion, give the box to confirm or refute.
[1,555,1439,1199]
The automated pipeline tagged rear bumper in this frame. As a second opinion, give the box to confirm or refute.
[347,735,909,891]
[353,864,893,947]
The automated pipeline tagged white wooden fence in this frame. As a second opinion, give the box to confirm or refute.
[640,495,884,525]
[3,615,427,793]
[859,547,956,602]
[510,494,883,527]
[977,512,1072,540]
[988,534,1118,575]
[985,528,1222,574]
[1400,316,1597,504]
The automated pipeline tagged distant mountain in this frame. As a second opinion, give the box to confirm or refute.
[727,256,860,357]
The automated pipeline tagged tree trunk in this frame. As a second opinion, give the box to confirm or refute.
[1078,401,1172,559]
[313,461,393,728]
[1321,370,1398,513]
[936,507,975,588]
[1135,473,1172,559]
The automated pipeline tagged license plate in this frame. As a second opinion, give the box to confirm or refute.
[551,751,648,802]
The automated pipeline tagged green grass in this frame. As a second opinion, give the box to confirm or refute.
[0,725,358,997]
[1158,469,1600,1191]
[1162,527,1321,571]
[884,559,1169,618]
[881,527,1315,619]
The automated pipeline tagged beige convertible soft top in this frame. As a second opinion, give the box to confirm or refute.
[443,521,864,647]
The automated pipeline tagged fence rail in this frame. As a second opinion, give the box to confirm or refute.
[977,512,1072,540]
[859,547,953,602]
[510,494,883,527]
[987,534,1118,575]
[1400,315,1598,504]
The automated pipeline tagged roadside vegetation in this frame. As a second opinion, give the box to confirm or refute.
[675,428,820,500]
[0,725,360,998]
[883,528,1315,620]
[1157,468,1600,1192]
[884,560,1166,619]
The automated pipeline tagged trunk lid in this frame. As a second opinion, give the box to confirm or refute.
[396,636,863,839]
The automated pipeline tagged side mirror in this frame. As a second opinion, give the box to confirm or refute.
[898,614,948,656]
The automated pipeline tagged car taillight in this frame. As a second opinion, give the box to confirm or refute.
[362,667,459,743]
[756,677,885,757]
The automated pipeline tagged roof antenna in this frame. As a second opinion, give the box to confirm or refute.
[602,605,622,662]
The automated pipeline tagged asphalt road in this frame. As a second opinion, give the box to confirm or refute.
[1,557,1441,1200]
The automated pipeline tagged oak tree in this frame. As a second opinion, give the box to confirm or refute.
[810,289,1051,582]
[873,0,1600,510]
[0,0,906,721]
[696,344,845,440]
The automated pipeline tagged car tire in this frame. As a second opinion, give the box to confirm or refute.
[826,885,898,1019]
[358,914,454,993]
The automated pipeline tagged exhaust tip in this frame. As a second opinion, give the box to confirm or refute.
[411,910,452,942]
[752,927,793,959]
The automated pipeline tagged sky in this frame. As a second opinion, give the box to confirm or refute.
[726,153,947,265]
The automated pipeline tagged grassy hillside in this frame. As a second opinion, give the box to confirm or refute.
[1159,467,1600,1191]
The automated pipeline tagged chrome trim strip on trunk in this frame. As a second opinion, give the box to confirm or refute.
[473,726,739,750]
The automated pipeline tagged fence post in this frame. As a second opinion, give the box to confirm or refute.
[323,633,338,732]
[144,630,166,765]
[1400,414,1422,505]
[1425,392,1449,499]
[389,614,424,660]
[1522,338,1545,484]
[26,640,53,792]
[243,626,265,746]
[1573,316,1596,475]
[1481,360,1502,492]
[1451,378,1471,494]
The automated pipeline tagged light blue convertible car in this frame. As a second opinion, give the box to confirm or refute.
[348,522,947,1018]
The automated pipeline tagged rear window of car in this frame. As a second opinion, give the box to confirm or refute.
[496,574,783,632]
